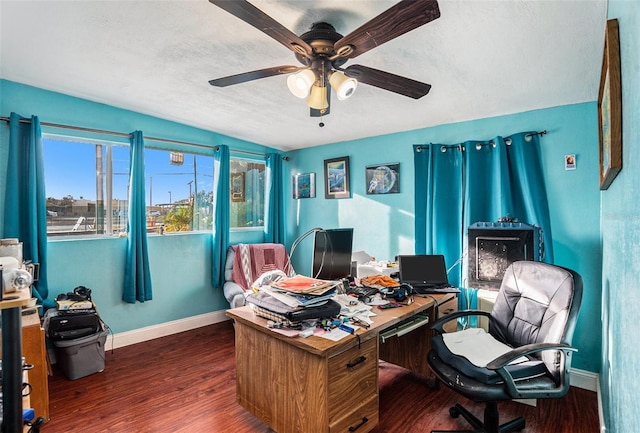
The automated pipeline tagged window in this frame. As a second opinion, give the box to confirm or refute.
[144,148,214,233]
[43,137,214,236]
[230,158,265,229]
[43,137,130,237]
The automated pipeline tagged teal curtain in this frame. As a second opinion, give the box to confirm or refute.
[211,145,230,287]
[414,142,465,286]
[265,153,285,244]
[2,113,54,308]
[457,287,479,329]
[414,131,553,289]
[123,131,152,303]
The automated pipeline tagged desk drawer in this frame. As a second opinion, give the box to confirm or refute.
[328,337,378,422]
[438,296,458,333]
[329,395,378,433]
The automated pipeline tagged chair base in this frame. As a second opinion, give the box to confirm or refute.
[431,402,525,433]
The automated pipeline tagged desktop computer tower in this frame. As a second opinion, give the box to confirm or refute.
[467,221,542,290]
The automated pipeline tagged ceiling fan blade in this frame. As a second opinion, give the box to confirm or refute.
[344,65,431,99]
[209,0,313,58]
[334,0,440,59]
[209,65,302,87]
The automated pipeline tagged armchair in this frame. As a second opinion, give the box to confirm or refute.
[427,261,583,433]
[223,243,294,308]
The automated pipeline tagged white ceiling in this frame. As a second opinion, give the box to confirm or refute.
[0,1,608,151]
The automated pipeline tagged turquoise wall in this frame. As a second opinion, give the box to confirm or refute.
[600,2,640,432]
[0,80,267,333]
[286,103,602,373]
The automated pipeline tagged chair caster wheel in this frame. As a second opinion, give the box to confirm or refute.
[449,406,460,418]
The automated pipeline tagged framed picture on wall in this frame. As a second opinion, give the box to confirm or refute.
[292,172,316,199]
[598,19,622,190]
[231,172,245,202]
[366,163,400,194]
[324,156,350,199]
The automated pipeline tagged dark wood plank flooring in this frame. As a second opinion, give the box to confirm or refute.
[44,321,599,432]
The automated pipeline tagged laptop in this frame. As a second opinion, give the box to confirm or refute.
[397,254,460,294]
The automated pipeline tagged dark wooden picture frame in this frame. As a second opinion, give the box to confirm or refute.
[366,162,400,194]
[292,172,316,199]
[231,172,245,202]
[324,156,350,199]
[598,19,622,190]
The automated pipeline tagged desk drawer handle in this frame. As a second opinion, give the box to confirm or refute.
[346,356,367,368]
[349,416,369,431]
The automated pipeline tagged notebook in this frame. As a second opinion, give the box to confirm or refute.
[397,254,460,294]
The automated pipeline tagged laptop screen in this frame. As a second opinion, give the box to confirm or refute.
[398,254,449,286]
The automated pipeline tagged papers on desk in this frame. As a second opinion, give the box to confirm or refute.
[356,261,398,279]
[254,275,341,309]
[334,294,377,326]
[320,324,363,341]
[260,286,336,308]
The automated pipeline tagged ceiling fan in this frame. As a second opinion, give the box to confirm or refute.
[208,0,440,119]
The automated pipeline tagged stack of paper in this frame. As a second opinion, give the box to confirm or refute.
[261,275,339,308]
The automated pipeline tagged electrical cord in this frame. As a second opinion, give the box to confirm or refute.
[288,227,334,279]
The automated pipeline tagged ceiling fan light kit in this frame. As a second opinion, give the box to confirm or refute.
[307,85,329,110]
[208,0,440,118]
[287,69,316,98]
[329,71,358,100]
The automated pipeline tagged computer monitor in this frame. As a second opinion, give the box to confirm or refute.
[312,228,354,280]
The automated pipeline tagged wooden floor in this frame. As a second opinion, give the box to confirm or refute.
[44,321,599,433]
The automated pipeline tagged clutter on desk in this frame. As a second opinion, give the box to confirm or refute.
[245,272,343,328]
[243,269,383,339]
[352,250,399,279]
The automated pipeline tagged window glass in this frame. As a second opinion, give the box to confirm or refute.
[43,137,129,236]
[43,137,215,236]
[230,158,265,229]
[144,149,214,233]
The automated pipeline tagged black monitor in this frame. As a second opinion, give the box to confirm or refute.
[312,228,354,280]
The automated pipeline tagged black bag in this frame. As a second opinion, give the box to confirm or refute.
[44,309,102,341]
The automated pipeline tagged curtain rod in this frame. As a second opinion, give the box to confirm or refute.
[0,116,267,158]
[415,130,547,152]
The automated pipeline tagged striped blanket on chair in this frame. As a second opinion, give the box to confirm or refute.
[230,243,295,291]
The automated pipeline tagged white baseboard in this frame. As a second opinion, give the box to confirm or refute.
[570,368,598,392]
[108,310,230,350]
[597,378,606,433]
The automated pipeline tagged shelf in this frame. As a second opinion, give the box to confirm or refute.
[0,289,30,310]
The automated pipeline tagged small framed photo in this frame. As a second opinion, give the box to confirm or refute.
[564,154,576,170]
[292,173,316,199]
[324,156,350,199]
[366,163,400,194]
[231,172,245,202]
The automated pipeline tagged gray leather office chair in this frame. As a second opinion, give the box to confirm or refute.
[427,261,583,433]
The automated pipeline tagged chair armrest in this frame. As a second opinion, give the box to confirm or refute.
[430,309,491,334]
[486,342,578,399]
[486,342,576,370]
[223,281,246,308]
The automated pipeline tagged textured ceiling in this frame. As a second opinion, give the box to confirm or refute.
[0,1,607,151]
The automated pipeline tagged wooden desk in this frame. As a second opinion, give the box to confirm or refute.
[226,293,457,433]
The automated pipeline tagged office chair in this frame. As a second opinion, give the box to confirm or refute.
[427,261,583,433]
